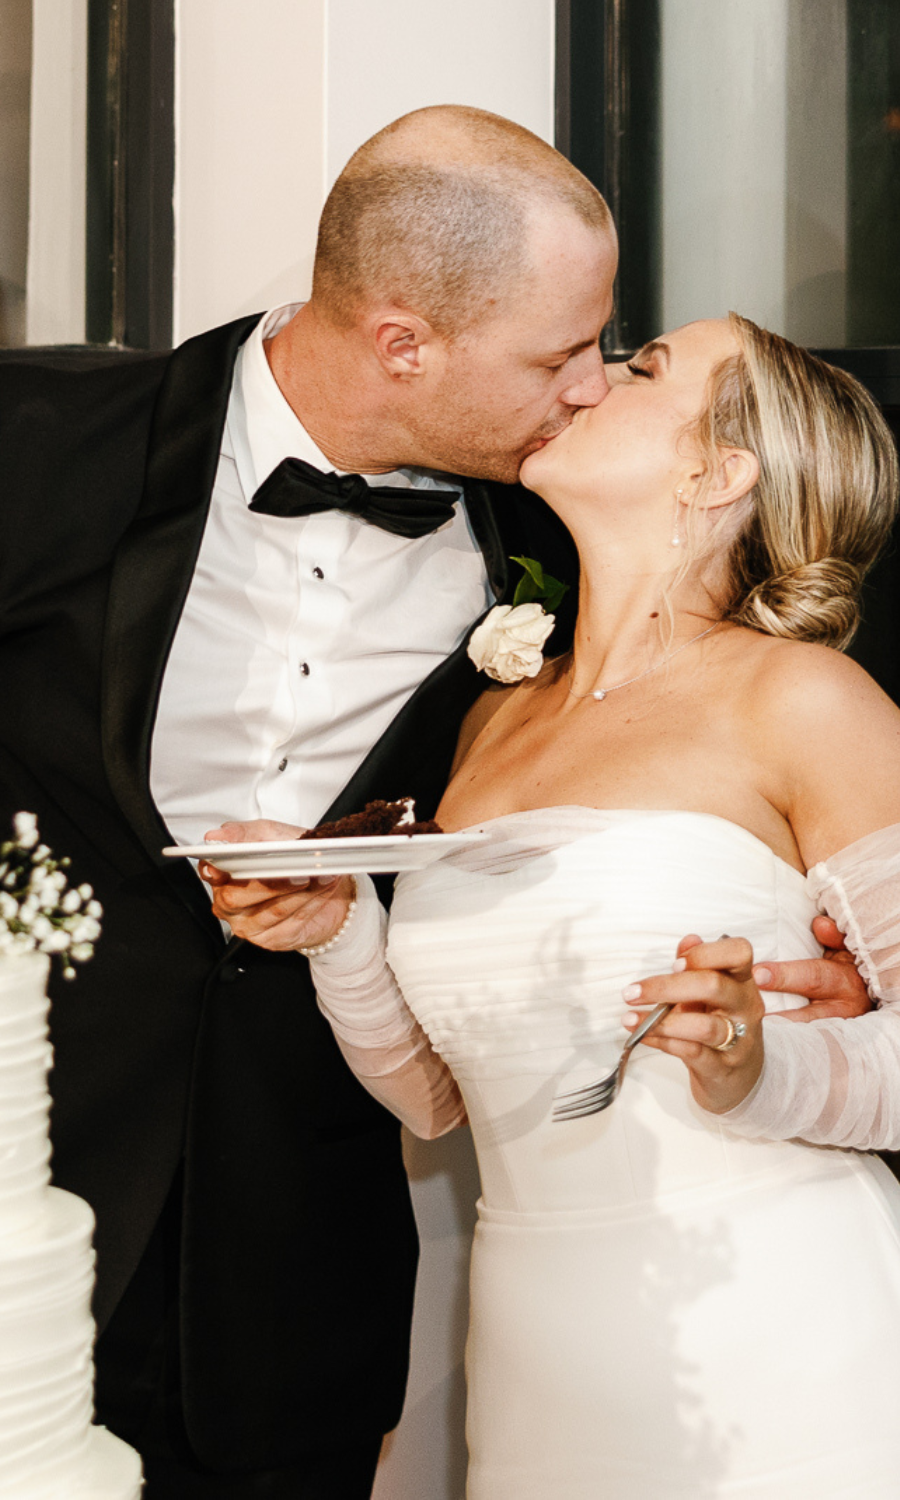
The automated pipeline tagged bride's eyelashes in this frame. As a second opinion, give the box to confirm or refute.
[626,361,653,379]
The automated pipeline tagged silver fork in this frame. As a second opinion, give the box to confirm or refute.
[552,1003,672,1121]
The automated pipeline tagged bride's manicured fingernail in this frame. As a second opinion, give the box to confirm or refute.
[289,877,310,888]
[622,983,642,1002]
[622,1011,639,1027]
[672,957,687,973]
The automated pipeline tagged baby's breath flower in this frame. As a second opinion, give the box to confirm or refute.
[41,930,72,953]
[0,814,102,977]
[13,812,38,848]
[71,917,101,944]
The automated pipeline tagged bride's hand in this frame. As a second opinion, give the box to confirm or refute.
[199,819,354,953]
[621,935,766,1115]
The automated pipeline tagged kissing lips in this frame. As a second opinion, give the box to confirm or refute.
[527,423,571,454]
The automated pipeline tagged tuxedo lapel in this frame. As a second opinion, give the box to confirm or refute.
[101,314,261,886]
[463,479,510,602]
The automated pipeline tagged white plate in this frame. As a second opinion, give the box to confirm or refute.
[162,831,489,878]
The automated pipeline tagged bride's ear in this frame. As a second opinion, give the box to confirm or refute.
[693,447,759,513]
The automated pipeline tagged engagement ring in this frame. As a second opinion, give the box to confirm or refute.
[714,1016,748,1052]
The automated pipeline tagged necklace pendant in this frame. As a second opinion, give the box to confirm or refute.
[592,689,608,702]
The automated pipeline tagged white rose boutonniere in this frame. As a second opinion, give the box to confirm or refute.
[468,602,555,683]
[467,555,570,684]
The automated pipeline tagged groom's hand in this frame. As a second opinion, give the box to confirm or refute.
[199,819,351,952]
[752,915,871,1022]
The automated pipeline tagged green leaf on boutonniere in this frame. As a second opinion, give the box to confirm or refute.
[510,555,570,615]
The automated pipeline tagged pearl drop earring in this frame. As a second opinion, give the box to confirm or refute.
[671,488,684,548]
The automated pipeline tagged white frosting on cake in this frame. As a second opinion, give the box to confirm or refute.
[0,953,143,1496]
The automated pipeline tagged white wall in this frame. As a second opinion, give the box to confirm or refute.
[325,0,555,190]
[173,0,555,344]
[172,7,555,1498]
[173,0,327,344]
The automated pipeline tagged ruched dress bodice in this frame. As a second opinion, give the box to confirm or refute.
[384,810,900,1499]
[389,808,821,1213]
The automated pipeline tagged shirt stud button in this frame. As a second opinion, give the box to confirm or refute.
[278,757,288,772]
[312,566,324,579]
[300,662,310,676]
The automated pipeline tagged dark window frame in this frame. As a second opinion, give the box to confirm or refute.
[86,0,174,349]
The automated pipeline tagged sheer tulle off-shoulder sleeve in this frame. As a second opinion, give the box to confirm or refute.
[725,823,900,1149]
[310,874,465,1138]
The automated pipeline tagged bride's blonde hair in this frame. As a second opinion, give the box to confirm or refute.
[686,314,898,650]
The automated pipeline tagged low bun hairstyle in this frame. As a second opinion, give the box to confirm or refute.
[741,559,861,651]
[691,314,899,651]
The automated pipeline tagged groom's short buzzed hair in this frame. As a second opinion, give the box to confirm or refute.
[311,105,612,336]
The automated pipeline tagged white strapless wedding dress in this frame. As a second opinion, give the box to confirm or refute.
[386,809,900,1498]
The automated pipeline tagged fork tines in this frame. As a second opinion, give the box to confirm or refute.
[552,1078,618,1120]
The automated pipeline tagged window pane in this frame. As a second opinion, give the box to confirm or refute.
[660,0,899,347]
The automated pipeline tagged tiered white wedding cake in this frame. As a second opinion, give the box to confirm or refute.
[0,951,143,1497]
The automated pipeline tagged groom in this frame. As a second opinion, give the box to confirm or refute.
[0,106,865,1497]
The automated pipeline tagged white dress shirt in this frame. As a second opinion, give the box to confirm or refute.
[149,304,493,846]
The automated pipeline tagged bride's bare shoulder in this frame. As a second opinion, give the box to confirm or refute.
[728,631,900,859]
[737,630,900,810]
[738,632,898,725]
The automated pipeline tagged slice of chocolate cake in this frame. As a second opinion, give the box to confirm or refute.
[301,799,442,840]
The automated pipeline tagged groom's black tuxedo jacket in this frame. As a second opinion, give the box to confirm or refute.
[0,315,578,1469]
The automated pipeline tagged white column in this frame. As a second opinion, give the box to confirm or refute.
[25,0,87,345]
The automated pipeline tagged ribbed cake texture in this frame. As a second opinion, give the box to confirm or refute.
[0,952,142,1497]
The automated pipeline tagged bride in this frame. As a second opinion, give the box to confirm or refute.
[206,315,900,1497]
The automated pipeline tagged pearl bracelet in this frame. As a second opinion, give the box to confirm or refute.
[297,880,359,958]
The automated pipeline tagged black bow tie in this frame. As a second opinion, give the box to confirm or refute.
[249,457,459,539]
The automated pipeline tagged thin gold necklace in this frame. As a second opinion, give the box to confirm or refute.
[566,624,719,703]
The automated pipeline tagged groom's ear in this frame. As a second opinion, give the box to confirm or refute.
[372,310,442,381]
[693,447,759,512]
